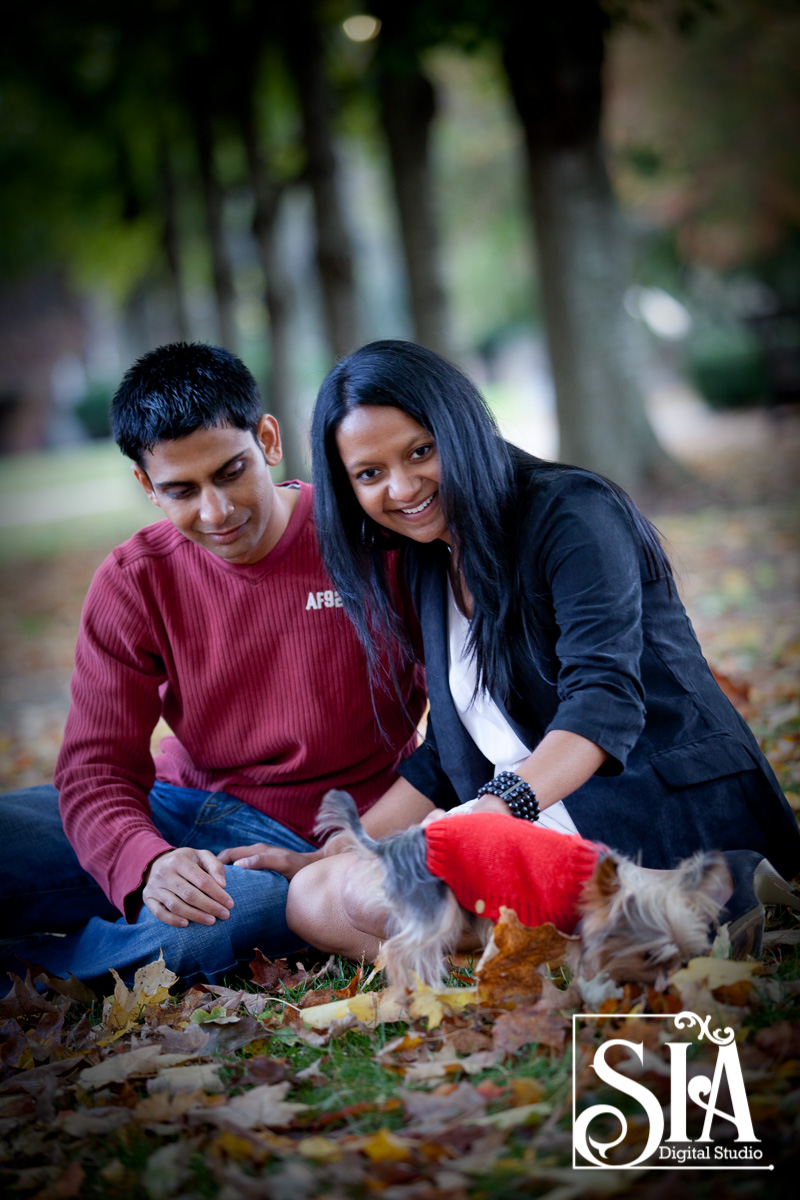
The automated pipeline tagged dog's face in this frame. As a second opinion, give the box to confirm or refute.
[578,852,734,985]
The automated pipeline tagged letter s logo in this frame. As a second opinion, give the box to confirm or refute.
[574,1040,664,1167]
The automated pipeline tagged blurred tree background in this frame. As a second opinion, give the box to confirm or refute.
[0,0,798,491]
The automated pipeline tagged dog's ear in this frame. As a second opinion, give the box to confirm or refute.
[593,855,621,901]
[677,852,734,912]
[579,854,620,919]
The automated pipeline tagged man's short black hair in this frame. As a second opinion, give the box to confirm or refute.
[111,342,264,462]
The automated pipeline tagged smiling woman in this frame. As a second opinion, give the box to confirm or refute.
[290,338,800,967]
[335,406,449,545]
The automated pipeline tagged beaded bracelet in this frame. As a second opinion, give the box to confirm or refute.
[475,770,540,822]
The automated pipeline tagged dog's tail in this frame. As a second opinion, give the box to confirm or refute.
[315,788,382,854]
[315,789,464,989]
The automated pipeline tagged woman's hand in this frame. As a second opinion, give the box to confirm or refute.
[217,843,324,879]
[420,794,510,828]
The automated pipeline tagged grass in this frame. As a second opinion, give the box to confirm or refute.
[0,439,158,562]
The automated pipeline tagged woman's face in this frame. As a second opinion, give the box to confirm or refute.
[335,405,451,544]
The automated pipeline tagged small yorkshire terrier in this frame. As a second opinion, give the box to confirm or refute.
[316,790,734,990]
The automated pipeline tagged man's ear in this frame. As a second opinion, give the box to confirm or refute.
[255,414,283,467]
[132,464,162,508]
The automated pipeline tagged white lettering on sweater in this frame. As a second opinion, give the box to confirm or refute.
[306,589,344,611]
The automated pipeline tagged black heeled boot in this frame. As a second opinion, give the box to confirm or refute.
[720,850,800,959]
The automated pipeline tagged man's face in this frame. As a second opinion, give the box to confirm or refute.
[133,416,288,565]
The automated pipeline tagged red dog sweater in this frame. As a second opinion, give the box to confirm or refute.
[424,812,602,933]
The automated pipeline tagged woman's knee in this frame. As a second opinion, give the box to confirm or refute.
[286,858,339,943]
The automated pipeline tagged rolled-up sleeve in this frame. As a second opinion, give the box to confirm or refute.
[527,477,647,771]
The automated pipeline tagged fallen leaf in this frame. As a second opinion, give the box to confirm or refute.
[298,987,404,1029]
[134,1088,210,1124]
[59,1107,132,1136]
[763,929,800,947]
[402,1080,487,1130]
[248,952,309,991]
[359,1127,416,1162]
[755,1021,800,1060]
[0,970,61,1019]
[143,1140,194,1199]
[475,1101,551,1130]
[32,971,96,1007]
[453,1049,503,1075]
[492,1008,568,1055]
[194,1081,308,1130]
[193,1015,266,1056]
[0,1058,85,1094]
[295,1135,344,1161]
[509,1077,546,1106]
[146,1062,224,1095]
[405,981,477,1029]
[101,952,178,1035]
[209,1128,271,1163]
[401,1044,460,1081]
[377,1030,425,1060]
[670,955,762,1007]
[477,913,577,1009]
[30,1160,85,1199]
[444,1026,494,1055]
[78,1047,195,1091]
[151,1023,210,1054]
[0,1018,27,1070]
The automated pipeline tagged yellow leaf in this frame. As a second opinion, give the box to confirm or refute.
[101,952,178,1033]
[296,1136,343,1162]
[671,956,761,993]
[510,1077,546,1107]
[476,1101,551,1130]
[131,951,178,999]
[406,980,478,1029]
[360,1127,415,1162]
[210,1130,267,1163]
[299,987,404,1029]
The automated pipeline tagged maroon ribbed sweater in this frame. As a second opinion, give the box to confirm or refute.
[54,483,425,919]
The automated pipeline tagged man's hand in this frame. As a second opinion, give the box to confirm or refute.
[217,843,324,879]
[142,847,234,928]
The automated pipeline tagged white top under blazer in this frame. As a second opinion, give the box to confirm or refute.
[446,581,578,835]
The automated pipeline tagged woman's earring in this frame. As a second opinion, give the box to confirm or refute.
[360,516,373,549]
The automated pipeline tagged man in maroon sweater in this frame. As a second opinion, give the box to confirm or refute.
[0,343,429,985]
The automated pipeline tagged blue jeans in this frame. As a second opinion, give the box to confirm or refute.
[0,783,315,987]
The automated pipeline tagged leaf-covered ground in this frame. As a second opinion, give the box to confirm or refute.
[2,919,800,1198]
[1,406,799,1197]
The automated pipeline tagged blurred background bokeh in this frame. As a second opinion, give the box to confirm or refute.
[2,1,799,486]
[0,0,798,794]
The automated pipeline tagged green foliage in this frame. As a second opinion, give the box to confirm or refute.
[74,383,113,440]
[686,325,768,409]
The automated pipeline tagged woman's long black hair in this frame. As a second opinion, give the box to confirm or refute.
[311,338,671,702]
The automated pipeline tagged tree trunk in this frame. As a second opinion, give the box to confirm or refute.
[158,133,190,343]
[238,92,307,478]
[379,64,452,358]
[191,94,238,352]
[502,2,672,492]
[285,8,359,360]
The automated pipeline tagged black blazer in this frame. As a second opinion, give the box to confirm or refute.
[399,454,800,878]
